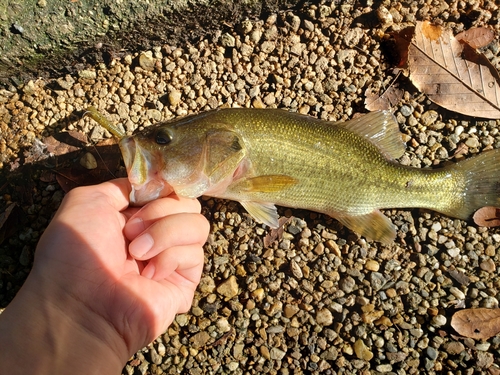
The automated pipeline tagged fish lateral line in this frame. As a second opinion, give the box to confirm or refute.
[84,106,125,139]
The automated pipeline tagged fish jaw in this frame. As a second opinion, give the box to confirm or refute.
[119,136,173,205]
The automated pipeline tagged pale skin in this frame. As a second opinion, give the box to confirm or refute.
[0,178,210,374]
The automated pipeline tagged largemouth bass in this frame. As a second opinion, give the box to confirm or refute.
[117,108,500,243]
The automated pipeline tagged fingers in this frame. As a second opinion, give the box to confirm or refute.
[124,196,202,240]
[141,244,204,284]
[128,212,209,260]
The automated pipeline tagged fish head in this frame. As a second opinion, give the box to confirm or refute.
[119,113,247,205]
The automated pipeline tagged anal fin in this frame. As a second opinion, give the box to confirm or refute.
[335,210,396,244]
[240,201,280,228]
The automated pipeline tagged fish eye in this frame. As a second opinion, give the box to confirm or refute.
[155,129,172,145]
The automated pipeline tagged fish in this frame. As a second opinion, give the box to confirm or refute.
[116,108,500,243]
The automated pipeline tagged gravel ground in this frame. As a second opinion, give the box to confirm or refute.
[2,1,500,374]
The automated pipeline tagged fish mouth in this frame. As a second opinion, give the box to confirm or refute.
[119,136,172,205]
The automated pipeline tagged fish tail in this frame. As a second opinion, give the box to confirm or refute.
[445,149,500,219]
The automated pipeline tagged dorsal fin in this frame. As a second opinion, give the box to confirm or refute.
[339,111,406,160]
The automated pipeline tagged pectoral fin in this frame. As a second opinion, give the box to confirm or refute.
[204,129,246,185]
[335,210,396,244]
[236,175,298,193]
[240,201,280,228]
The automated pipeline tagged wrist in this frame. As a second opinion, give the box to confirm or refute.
[0,273,129,375]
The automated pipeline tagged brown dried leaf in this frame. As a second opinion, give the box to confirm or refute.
[408,21,500,119]
[473,206,500,227]
[365,85,403,111]
[451,308,500,340]
[456,27,496,49]
[390,26,415,67]
[55,142,122,193]
[263,216,292,247]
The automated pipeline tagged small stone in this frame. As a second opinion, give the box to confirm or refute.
[175,314,189,326]
[284,304,300,318]
[421,110,439,126]
[270,347,286,360]
[426,346,438,360]
[221,33,236,47]
[290,259,303,278]
[316,308,333,326]
[226,362,239,371]
[339,276,356,293]
[376,6,393,27]
[190,331,210,349]
[80,152,97,169]
[56,75,75,90]
[260,346,271,359]
[465,137,480,148]
[353,339,373,361]
[447,248,460,257]
[431,314,447,327]
[443,341,465,355]
[370,272,386,291]
[199,276,215,293]
[139,51,156,71]
[251,288,265,302]
[386,288,397,298]
[325,240,341,256]
[365,259,380,272]
[216,318,231,333]
[217,275,239,299]
[376,364,393,373]
[480,258,496,273]
[449,286,465,300]
[78,69,97,80]
[168,90,182,106]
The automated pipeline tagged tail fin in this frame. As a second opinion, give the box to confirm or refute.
[446,149,500,219]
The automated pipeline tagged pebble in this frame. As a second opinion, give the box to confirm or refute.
[431,314,447,327]
[216,276,239,299]
[79,152,97,169]
[353,339,373,361]
[284,304,299,318]
[443,341,465,355]
[139,51,156,71]
[316,308,333,326]
[480,258,496,273]
[365,259,380,272]
[339,276,356,293]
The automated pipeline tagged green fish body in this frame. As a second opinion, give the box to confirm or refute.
[119,108,500,243]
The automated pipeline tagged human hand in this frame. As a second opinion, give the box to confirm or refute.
[0,178,209,374]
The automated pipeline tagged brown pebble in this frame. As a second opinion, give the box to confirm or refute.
[480,258,496,273]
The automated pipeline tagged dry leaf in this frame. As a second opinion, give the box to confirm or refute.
[473,206,500,227]
[407,21,500,119]
[456,27,496,49]
[263,216,292,247]
[365,84,403,111]
[55,142,122,193]
[451,308,500,340]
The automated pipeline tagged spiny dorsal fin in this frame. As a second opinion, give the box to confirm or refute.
[340,111,406,160]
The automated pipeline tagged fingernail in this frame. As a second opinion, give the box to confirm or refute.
[129,233,154,258]
[127,217,146,237]
[142,263,156,279]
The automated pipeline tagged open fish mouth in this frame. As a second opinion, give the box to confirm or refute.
[119,136,172,205]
